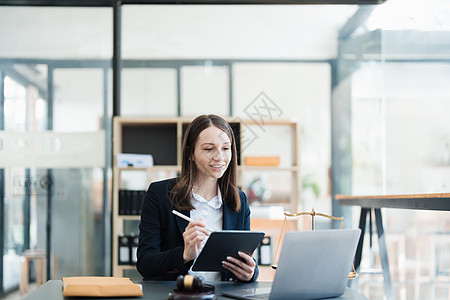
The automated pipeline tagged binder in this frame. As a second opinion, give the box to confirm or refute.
[138,190,145,215]
[130,235,139,265]
[131,191,139,215]
[119,190,126,215]
[126,190,133,215]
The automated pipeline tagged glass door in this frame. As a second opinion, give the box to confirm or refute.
[2,71,48,292]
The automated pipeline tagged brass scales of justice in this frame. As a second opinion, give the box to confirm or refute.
[270,207,359,280]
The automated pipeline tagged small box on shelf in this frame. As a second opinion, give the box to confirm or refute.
[117,153,153,168]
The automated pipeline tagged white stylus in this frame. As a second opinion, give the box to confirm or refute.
[172,210,214,232]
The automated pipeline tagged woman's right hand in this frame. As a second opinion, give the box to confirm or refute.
[182,218,210,263]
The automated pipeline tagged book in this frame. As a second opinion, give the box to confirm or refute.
[244,156,280,166]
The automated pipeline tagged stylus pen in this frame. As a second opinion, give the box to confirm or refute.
[172,210,214,232]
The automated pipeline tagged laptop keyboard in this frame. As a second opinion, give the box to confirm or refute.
[249,294,270,299]
[243,287,271,299]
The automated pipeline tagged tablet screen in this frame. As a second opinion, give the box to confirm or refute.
[192,230,265,272]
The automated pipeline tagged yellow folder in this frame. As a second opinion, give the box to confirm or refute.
[62,276,143,297]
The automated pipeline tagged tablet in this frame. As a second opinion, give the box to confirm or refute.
[191,230,265,272]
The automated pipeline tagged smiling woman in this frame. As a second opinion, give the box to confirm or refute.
[136,114,258,283]
[173,115,239,213]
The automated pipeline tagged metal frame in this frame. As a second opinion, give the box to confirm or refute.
[46,65,54,280]
[0,70,4,297]
[176,67,181,116]
[113,1,121,118]
[0,0,385,5]
[102,67,111,276]
[0,66,46,96]
[24,172,31,251]
[122,0,384,3]
[338,5,377,40]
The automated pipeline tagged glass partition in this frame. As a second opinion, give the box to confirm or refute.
[0,6,112,294]
[334,0,450,298]
[3,76,27,291]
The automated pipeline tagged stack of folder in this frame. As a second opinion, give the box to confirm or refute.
[62,276,143,297]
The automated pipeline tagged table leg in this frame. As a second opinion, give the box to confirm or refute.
[20,258,29,296]
[354,208,369,270]
[43,257,47,282]
[374,208,395,300]
[369,210,373,248]
[37,257,43,286]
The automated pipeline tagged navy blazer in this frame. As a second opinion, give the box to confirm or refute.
[137,178,259,281]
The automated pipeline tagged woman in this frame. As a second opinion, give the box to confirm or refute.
[137,114,258,282]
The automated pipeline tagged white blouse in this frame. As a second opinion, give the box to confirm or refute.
[188,187,223,281]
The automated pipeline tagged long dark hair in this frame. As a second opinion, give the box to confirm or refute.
[170,114,240,212]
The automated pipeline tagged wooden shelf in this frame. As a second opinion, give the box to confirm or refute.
[117,166,181,172]
[112,117,301,277]
[117,215,141,221]
[238,166,299,172]
[118,265,136,269]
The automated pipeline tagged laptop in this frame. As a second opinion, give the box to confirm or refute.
[222,229,361,300]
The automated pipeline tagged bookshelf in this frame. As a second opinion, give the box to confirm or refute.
[112,117,301,278]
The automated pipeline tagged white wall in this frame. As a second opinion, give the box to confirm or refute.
[121,5,355,60]
[0,7,112,59]
[0,5,357,60]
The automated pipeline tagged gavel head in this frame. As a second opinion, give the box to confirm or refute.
[176,275,205,292]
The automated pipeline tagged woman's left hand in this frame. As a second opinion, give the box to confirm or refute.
[221,251,255,282]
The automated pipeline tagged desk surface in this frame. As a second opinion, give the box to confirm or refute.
[336,193,450,211]
[23,280,369,300]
